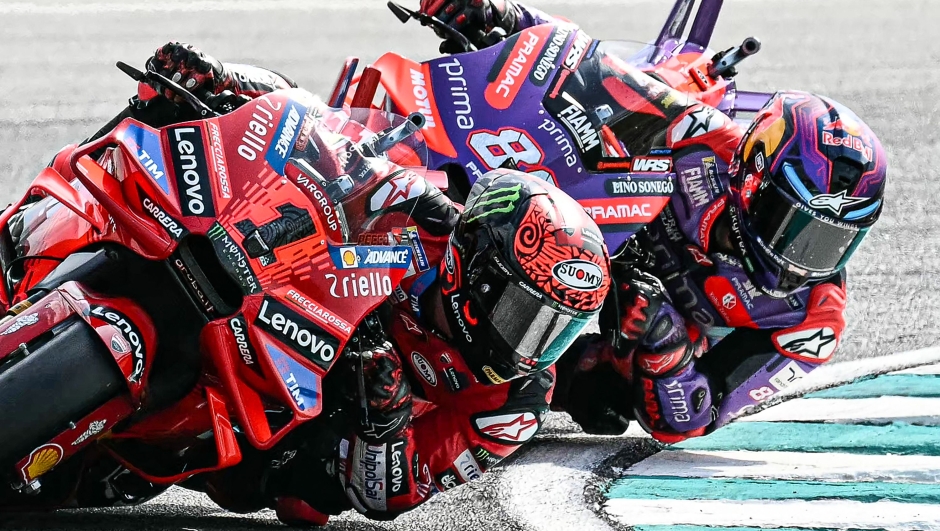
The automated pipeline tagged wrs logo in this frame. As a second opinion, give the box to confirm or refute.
[552,259,603,291]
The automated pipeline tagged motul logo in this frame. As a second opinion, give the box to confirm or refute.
[410,69,437,128]
[632,157,672,173]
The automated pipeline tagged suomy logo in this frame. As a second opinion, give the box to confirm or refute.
[551,259,603,291]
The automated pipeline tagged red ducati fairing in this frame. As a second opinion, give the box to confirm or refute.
[0,86,436,507]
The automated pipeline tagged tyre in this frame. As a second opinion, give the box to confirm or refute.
[0,315,125,472]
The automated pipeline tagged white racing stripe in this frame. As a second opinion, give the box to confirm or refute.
[893,363,940,375]
[604,498,940,531]
[742,396,940,424]
[626,449,940,483]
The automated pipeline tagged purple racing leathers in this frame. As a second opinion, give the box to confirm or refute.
[502,3,848,442]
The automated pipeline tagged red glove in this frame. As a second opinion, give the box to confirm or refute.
[145,42,231,101]
[419,0,516,51]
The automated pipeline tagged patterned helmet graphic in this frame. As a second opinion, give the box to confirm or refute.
[729,91,887,296]
[440,170,611,384]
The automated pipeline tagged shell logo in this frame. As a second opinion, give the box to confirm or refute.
[20,443,63,483]
[340,247,359,269]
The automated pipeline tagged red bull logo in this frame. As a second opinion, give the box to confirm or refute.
[822,117,872,159]
[821,131,873,160]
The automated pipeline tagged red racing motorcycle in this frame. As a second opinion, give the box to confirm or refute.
[0,64,440,511]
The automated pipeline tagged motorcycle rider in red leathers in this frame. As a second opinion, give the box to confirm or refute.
[47,44,612,526]
[419,1,888,441]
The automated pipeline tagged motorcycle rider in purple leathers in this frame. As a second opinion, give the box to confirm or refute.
[419,0,888,441]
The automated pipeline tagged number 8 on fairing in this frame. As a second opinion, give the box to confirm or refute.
[469,129,544,170]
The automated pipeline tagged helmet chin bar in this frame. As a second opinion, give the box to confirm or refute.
[728,202,803,299]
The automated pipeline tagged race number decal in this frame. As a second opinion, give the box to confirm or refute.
[468,128,555,184]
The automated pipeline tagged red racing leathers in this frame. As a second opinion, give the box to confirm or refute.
[333,185,554,518]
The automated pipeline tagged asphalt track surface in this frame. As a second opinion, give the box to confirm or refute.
[0,0,938,529]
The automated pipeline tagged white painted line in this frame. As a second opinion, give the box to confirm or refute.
[501,349,940,531]
[893,363,940,375]
[742,396,940,424]
[0,0,658,15]
[626,449,940,483]
[605,498,940,531]
[502,440,624,531]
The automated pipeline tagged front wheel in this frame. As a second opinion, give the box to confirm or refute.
[0,314,126,479]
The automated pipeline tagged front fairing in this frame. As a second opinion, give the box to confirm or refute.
[375,25,676,254]
[17,90,431,446]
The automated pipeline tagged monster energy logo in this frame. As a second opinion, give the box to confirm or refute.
[466,184,521,222]
[207,222,261,294]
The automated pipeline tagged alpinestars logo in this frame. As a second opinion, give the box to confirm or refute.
[672,106,723,144]
[808,190,867,216]
[472,412,540,444]
[369,171,428,213]
[774,327,838,362]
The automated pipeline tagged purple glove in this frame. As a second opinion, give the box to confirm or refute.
[634,363,714,443]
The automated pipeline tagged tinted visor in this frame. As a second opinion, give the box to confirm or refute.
[470,256,594,374]
[749,183,868,273]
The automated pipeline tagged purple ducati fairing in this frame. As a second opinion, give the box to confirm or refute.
[342,0,817,429]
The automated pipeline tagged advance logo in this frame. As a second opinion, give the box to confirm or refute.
[266,99,308,174]
[168,125,215,217]
[256,296,339,371]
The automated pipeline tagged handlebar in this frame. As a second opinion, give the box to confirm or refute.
[707,36,761,78]
[116,61,221,118]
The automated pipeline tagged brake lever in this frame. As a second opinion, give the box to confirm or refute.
[386,1,477,52]
[115,61,220,118]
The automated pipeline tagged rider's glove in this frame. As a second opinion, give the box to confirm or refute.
[145,42,234,101]
[555,337,634,435]
[419,0,517,52]
[346,342,413,444]
[617,268,712,443]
